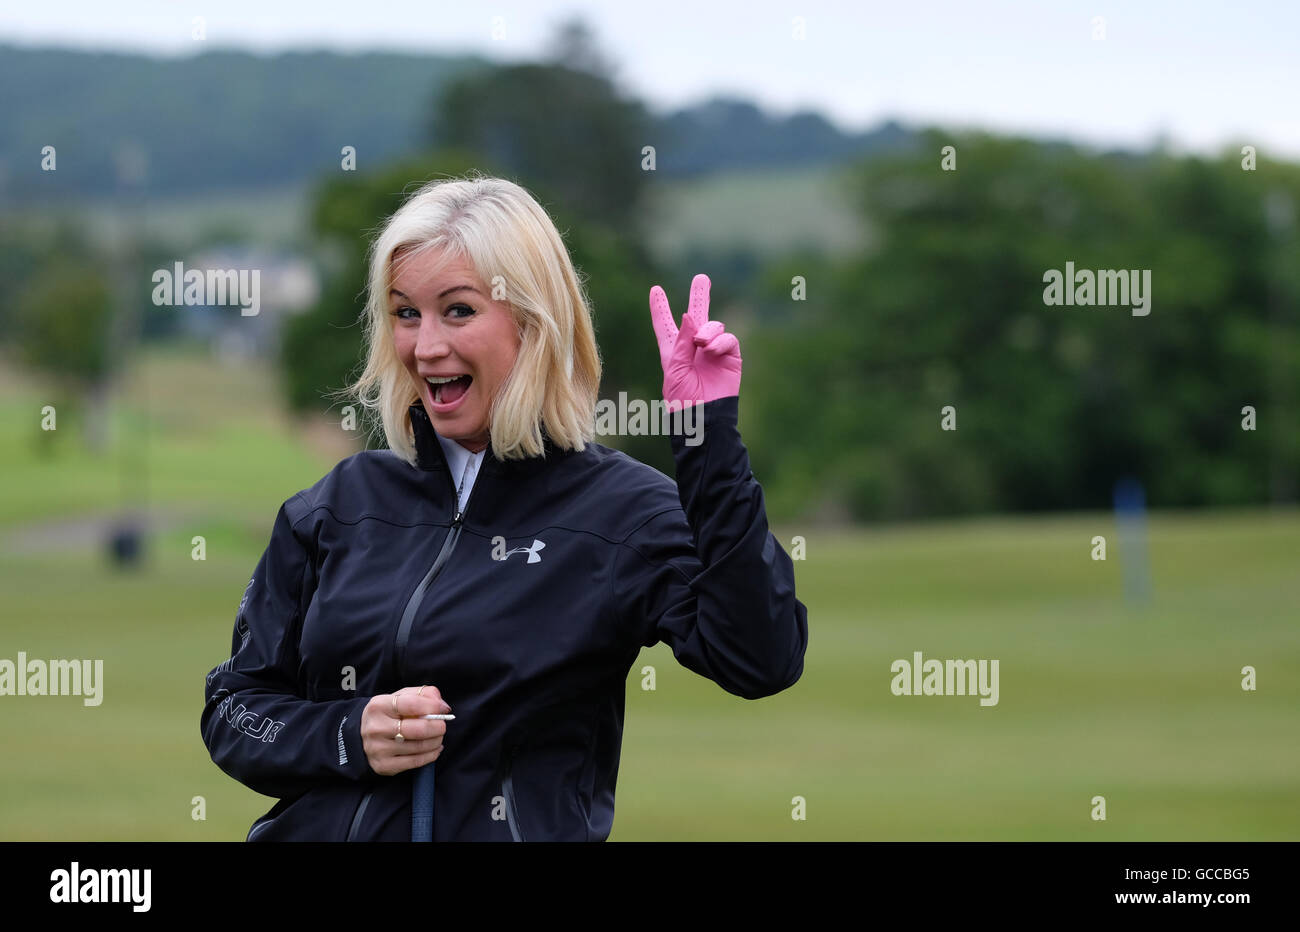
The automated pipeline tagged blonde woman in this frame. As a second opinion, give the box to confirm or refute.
[201,174,808,841]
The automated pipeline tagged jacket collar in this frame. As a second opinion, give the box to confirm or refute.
[408,400,568,477]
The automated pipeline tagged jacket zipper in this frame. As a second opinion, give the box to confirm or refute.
[344,790,372,842]
[346,453,483,842]
[499,703,600,843]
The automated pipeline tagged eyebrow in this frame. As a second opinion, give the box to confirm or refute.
[389,285,483,302]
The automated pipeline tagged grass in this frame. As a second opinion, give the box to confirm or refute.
[613,509,1300,840]
[0,346,1296,840]
[0,342,344,527]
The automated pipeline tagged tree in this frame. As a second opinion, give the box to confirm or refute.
[745,130,1300,520]
[426,58,652,227]
[13,258,117,453]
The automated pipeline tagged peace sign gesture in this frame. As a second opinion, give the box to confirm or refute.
[648,273,743,411]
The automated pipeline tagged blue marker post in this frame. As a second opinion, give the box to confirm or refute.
[1112,477,1152,604]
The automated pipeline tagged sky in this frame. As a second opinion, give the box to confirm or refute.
[2,0,1297,158]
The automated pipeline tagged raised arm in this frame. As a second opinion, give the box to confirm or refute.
[621,275,807,698]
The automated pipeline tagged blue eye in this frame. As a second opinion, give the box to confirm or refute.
[390,304,473,321]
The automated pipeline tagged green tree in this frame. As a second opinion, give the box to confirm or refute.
[13,257,117,453]
[427,58,652,228]
[746,130,1300,521]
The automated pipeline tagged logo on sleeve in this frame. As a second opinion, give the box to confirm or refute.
[216,694,285,742]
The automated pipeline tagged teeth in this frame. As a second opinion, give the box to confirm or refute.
[426,374,469,405]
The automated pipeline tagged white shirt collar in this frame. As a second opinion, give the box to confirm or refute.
[435,433,486,510]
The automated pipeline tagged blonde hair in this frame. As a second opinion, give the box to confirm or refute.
[340,172,602,464]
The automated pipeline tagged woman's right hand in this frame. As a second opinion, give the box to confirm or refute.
[362,685,452,776]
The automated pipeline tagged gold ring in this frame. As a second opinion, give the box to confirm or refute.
[395,718,405,743]
[417,685,429,699]
[391,693,398,715]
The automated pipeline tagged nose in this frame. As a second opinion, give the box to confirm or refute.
[414,315,452,362]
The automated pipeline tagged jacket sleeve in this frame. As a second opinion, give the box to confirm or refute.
[617,395,808,700]
[200,491,375,799]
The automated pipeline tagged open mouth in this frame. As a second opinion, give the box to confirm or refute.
[426,374,472,407]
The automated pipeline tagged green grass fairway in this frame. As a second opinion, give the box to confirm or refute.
[1,347,1296,840]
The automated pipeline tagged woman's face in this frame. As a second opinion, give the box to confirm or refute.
[390,247,521,453]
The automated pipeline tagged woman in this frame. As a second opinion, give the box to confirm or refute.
[200,174,808,841]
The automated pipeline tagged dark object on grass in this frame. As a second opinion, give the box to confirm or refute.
[107,521,143,569]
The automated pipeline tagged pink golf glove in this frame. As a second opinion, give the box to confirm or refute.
[649,273,743,411]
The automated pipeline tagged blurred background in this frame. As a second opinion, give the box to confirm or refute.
[1,1,1296,840]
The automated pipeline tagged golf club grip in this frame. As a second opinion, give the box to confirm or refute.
[411,761,435,841]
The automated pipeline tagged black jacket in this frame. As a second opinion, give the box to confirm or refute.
[200,395,808,840]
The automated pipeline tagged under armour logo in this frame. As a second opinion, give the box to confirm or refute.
[501,539,546,564]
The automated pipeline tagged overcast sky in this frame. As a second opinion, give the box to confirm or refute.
[3,0,1297,158]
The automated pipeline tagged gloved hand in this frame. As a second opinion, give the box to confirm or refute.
[649,273,743,410]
